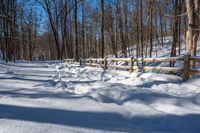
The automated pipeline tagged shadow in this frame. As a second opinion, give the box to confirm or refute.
[0,104,199,133]
[0,74,183,104]
[87,84,182,105]
[0,89,90,100]
[0,62,48,68]
[33,79,100,88]
[136,80,180,88]
[0,71,53,78]
[0,76,53,83]
[0,104,133,132]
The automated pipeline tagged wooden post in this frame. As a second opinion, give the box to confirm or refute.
[72,58,75,64]
[83,58,85,66]
[129,56,134,73]
[183,53,191,81]
[79,58,82,66]
[89,57,92,66]
[104,57,107,69]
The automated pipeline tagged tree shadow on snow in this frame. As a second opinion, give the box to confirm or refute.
[0,104,199,133]
[0,62,48,68]
[0,79,187,105]
[135,80,180,88]
[0,89,91,100]
[0,76,53,83]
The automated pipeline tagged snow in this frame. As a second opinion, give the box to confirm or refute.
[0,61,200,133]
[1,36,200,132]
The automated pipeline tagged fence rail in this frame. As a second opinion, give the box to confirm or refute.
[64,54,200,81]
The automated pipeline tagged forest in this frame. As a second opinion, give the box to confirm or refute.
[1,1,200,133]
[0,0,199,62]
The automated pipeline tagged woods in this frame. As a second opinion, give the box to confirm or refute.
[1,1,200,132]
[0,0,200,65]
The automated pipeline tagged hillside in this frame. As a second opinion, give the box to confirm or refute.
[0,56,200,133]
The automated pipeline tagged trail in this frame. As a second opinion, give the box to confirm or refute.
[0,62,200,133]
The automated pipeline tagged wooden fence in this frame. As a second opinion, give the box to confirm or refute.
[64,54,200,81]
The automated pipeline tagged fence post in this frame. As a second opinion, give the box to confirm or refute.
[104,57,107,69]
[79,58,82,66]
[129,56,134,73]
[90,57,92,66]
[83,58,85,66]
[183,53,191,81]
[72,58,75,64]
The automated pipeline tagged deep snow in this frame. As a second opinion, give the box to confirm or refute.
[0,61,200,133]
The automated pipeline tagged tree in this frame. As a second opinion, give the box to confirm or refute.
[101,0,104,58]
[26,9,38,61]
[74,0,79,61]
[81,0,85,59]
[185,0,200,68]
[36,0,61,59]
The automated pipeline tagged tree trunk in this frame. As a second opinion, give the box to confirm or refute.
[101,0,105,58]
[185,0,200,68]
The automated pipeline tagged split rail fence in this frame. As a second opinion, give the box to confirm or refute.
[64,54,200,81]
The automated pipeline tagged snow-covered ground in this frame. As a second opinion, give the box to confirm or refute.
[0,61,200,133]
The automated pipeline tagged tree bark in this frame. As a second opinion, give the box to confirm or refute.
[185,0,200,68]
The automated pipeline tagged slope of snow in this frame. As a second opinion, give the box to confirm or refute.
[117,36,200,58]
[0,61,200,133]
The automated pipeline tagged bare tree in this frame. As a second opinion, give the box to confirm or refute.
[36,0,61,59]
[185,0,200,68]
[101,0,104,58]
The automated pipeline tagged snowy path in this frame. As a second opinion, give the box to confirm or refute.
[0,62,200,133]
